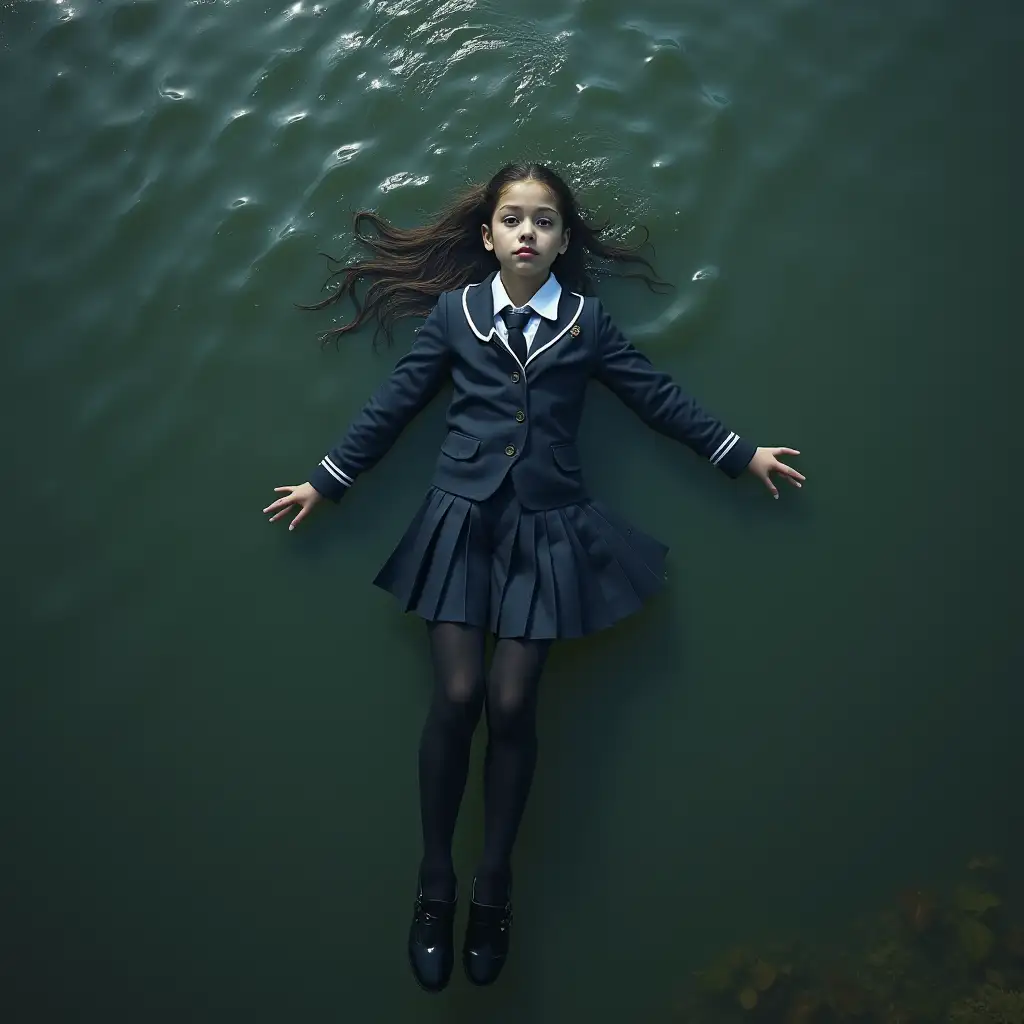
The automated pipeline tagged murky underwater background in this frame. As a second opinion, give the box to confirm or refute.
[1,0,1021,1020]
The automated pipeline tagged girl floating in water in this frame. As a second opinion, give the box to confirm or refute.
[264,162,804,992]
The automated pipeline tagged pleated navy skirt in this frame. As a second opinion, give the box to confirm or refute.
[373,478,668,639]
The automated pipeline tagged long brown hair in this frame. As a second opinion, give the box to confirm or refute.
[300,161,671,347]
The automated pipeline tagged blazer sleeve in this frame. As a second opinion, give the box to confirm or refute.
[308,296,452,501]
[591,299,755,478]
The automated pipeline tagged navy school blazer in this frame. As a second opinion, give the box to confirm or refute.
[308,271,756,512]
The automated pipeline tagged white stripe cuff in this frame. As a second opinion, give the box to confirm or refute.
[321,457,353,486]
[710,433,738,465]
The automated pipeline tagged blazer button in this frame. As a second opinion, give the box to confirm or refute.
[511,371,520,382]
[515,410,525,423]
[505,445,516,457]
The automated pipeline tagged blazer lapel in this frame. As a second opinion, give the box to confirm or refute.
[461,270,499,342]
[524,288,585,369]
[462,269,529,373]
[461,271,584,374]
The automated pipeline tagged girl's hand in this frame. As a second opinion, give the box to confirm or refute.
[747,447,804,499]
[263,482,323,530]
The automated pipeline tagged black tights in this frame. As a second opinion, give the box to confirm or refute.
[418,621,550,906]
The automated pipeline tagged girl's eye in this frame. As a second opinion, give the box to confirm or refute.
[502,216,554,228]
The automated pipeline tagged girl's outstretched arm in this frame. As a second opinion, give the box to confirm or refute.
[592,301,804,496]
[592,299,756,476]
[308,296,452,502]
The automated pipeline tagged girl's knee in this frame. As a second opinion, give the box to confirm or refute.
[444,669,484,706]
[431,676,485,733]
[485,693,536,740]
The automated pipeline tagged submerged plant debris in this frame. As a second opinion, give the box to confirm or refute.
[671,855,1023,1023]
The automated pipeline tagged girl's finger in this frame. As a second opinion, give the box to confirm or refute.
[263,496,291,513]
[762,473,779,499]
[773,448,800,457]
[779,464,806,484]
[274,486,299,493]
[288,506,308,531]
[269,506,293,523]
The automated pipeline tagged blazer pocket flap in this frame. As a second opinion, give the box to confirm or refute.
[551,443,581,472]
[440,430,481,460]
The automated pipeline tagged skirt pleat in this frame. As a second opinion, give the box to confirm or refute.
[497,511,536,639]
[417,502,469,621]
[526,515,552,638]
[586,500,668,595]
[373,489,452,611]
[459,510,488,626]
[555,508,601,633]
[541,509,584,638]
[489,507,518,632]
[566,504,641,629]
[373,484,668,640]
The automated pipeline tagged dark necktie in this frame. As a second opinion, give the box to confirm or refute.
[501,308,531,365]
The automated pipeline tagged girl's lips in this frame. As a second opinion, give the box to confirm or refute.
[515,250,537,258]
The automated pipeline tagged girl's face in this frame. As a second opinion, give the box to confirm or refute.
[481,179,570,281]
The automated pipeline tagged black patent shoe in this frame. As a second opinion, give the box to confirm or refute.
[462,878,513,986]
[407,881,458,993]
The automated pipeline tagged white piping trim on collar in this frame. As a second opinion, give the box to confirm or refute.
[525,292,585,367]
[462,283,526,373]
[462,283,497,342]
[461,284,584,374]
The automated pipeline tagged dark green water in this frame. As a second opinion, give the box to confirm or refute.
[2,0,1021,1020]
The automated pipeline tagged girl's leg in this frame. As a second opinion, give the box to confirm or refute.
[418,621,487,900]
[474,636,551,905]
